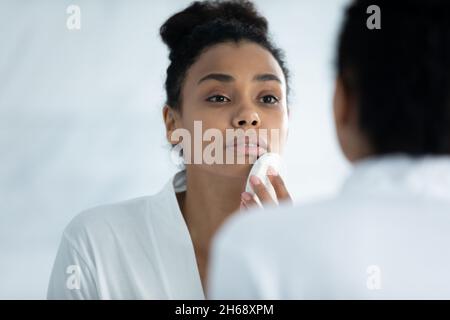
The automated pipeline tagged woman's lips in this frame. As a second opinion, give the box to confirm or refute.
[225,140,268,156]
[229,144,266,156]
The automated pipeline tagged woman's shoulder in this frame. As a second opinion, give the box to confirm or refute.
[63,196,149,243]
[49,182,179,299]
[63,180,174,249]
[72,195,146,224]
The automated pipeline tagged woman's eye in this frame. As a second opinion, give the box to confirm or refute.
[260,95,279,104]
[206,95,230,103]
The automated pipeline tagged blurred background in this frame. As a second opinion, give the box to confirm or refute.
[0,0,350,299]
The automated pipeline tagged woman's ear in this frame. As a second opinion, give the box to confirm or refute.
[334,77,354,161]
[162,105,182,145]
[333,77,353,130]
[333,77,373,162]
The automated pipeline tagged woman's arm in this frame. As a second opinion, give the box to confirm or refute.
[47,232,99,299]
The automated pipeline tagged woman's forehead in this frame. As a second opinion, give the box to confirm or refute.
[187,41,285,82]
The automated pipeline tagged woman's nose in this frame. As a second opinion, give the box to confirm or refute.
[232,109,261,129]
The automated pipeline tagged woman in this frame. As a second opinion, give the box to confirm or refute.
[208,0,450,299]
[47,0,292,299]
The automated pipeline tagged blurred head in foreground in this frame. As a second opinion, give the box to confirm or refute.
[334,0,450,162]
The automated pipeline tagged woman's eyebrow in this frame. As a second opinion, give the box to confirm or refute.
[197,73,281,85]
[253,73,282,83]
[198,73,234,84]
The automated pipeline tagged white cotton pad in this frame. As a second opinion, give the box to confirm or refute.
[245,152,283,204]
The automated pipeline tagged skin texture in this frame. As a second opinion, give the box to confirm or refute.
[162,41,292,292]
[333,77,374,162]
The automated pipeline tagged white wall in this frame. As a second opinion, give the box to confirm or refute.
[0,0,350,299]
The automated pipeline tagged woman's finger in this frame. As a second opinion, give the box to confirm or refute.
[249,175,276,205]
[239,200,247,211]
[241,191,260,209]
[267,166,293,204]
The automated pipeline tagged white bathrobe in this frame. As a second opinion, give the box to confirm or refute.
[208,155,450,299]
[47,170,205,299]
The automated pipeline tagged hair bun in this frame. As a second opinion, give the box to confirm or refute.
[160,0,268,53]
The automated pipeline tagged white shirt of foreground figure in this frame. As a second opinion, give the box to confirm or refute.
[208,155,450,299]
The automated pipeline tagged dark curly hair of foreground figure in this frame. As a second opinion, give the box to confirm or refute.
[159,0,290,112]
[337,0,450,155]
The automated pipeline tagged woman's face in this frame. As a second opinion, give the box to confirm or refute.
[171,40,289,178]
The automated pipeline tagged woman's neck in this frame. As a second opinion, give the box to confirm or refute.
[180,166,248,252]
[177,165,250,294]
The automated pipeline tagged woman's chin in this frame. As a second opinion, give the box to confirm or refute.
[194,162,253,179]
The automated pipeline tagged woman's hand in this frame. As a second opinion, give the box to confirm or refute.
[240,166,293,210]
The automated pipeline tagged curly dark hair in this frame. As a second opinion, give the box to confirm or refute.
[160,0,289,112]
[337,0,450,155]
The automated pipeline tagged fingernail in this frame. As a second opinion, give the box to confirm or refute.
[250,175,261,186]
[241,192,252,201]
[267,166,278,176]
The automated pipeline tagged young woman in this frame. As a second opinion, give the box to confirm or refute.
[208,0,450,299]
[47,0,292,299]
